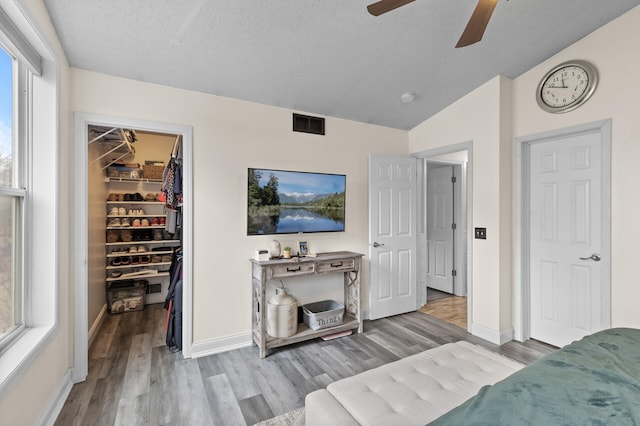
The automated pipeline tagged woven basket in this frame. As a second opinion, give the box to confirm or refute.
[143,164,164,180]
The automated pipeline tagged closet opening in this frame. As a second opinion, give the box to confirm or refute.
[73,114,193,383]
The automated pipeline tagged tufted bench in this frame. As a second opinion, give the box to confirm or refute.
[305,341,524,425]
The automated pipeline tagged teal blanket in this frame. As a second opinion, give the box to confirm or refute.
[430,328,640,425]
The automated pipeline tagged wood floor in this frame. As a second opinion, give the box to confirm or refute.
[55,303,556,426]
[420,290,468,329]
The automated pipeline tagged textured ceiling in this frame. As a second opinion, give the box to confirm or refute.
[44,0,639,130]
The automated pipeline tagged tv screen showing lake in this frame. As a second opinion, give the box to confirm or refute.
[247,169,346,235]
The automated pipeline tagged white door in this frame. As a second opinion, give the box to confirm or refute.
[369,154,417,320]
[426,165,454,294]
[529,131,606,347]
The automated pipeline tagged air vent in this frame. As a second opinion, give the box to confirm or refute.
[147,283,162,294]
[293,113,325,135]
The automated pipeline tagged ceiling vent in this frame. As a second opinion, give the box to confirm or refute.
[293,113,325,135]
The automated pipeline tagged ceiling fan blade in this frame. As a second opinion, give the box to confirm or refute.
[455,0,498,48]
[367,0,416,16]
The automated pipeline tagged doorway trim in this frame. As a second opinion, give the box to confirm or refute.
[413,141,473,330]
[513,119,611,342]
[72,112,194,382]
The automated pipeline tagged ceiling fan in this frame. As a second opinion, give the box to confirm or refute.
[367,0,498,48]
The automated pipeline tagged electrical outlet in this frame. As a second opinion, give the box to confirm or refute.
[475,227,487,239]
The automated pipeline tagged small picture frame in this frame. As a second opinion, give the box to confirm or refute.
[298,241,309,257]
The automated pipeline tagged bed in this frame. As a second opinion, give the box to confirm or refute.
[429,328,640,425]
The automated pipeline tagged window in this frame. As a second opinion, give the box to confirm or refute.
[0,2,59,396]
[0,45,25,348]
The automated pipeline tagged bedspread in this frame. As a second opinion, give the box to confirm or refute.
[430,328,640,425]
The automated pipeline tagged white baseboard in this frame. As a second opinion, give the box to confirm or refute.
[87,304,107,349]
[190,332,253,359]
[470,323,514,345]
[37,368,73,426]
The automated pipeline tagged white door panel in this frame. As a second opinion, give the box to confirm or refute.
[426,166,454,293]
[530,131,604,347]
[369,154,417,320]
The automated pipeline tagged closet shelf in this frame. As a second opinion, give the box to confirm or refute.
[106,214,167,218]
[107,250,173,258]
[106,272,170,282]
[105,177,162,184]
[106,240,180,246]
[106,262,172,270]
[89,126,137,170]
[106,201,165,205]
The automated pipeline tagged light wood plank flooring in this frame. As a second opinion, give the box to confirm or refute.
[420,291,468,330]
[55,303,556,426]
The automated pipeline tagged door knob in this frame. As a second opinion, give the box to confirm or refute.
[372,242,385,248]
[579,253,601,262]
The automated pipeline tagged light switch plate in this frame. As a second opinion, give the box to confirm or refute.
[475,227,487,239]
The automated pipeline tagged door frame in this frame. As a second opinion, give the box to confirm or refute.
[513,119,611,342]
[413,141,473,330]
[72,112,194,382]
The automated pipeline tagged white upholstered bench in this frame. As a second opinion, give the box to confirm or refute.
[305,341,523,426]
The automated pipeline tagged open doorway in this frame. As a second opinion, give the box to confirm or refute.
[72,113,193,383]
[416,147,470,330]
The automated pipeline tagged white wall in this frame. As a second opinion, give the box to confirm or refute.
[0,0,72,424]
[409,4,640,340]
[70,69,408,344]
[409,76,514,340]
[512,5,640,329]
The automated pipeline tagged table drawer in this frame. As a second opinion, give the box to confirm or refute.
[269,262,315,278]
[317,258,356,273]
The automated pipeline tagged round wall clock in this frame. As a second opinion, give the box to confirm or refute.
[536,60,598,113]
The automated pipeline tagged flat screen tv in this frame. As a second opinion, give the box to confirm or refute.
[247,168,346,235]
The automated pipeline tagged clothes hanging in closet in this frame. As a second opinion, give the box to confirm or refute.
[161,136,183,235]
[165,247,183,352]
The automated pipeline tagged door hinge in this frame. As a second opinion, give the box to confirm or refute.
[452,269,457,277]
[451,176,457,183]
[451,223,457,230]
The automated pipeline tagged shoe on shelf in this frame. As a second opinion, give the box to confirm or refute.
[117,193,125,201]
[161,254,173,263]
[151,255,162,263]
[108,218,121,227]
[124,193,133,201]
[151,217,159,226]
[140,255,150,264]
[129,246,137,253]
[138,208,145,215]
[141,218,150,227]
[153,229,163,241]
[137,245,147,253]
[132,218,141,227]
[118,207,126,216]
[110,271,122,278]
[108,193,118,202]
[131,256,140,265]
[109,207,119,216]
[121,230,133,242]
[144,193,156,201]
[121,218,131,227]
[120,257,131,265]
[159,217,166,225]
[109,257,121,266]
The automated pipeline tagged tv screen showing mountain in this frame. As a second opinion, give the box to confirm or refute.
[247,168,346,235]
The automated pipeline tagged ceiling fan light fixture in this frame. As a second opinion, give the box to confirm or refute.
[400,91,415,103]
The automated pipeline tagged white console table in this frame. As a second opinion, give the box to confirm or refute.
[250,251,364,358]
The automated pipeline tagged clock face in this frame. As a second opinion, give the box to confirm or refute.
[536,60,598,113]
